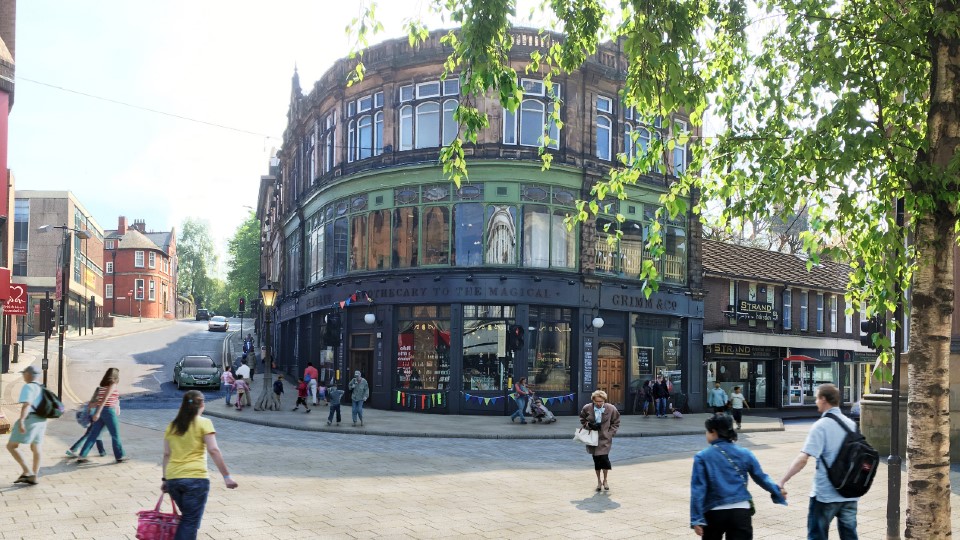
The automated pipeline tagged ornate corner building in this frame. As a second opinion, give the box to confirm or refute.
[261,29,705,415]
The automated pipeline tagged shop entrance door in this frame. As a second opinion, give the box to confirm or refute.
[596,341,625,409]
[346,334,374,402]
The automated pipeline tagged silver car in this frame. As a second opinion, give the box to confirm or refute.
[173,355,222,390]
[208,316,229,332]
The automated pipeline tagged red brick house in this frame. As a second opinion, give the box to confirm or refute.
[103,217,178,319]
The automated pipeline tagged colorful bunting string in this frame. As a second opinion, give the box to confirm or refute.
[462,392,577,406]
[337,290,375,310]
[395,390,446,411]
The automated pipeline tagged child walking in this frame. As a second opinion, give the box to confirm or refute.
[234,374,250,411]
[326,382,344,426]
[293,377,311,413]
[729,386,749,429]
[273,374,285,404]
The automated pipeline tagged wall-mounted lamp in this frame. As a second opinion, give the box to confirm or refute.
[465,274,474,282]
[364,313,377,325]
[533,276,542,283]
[403,276,411,283]
[434,275,442,282]
[499,275,507,282]
[568,279,576,285]
[379,278,387,283]
[592,316,605,329]
[355,280,362,286]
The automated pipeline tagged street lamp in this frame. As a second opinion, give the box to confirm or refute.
[38,224,92,400]
[255,283,280,411]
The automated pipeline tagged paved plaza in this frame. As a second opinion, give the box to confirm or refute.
[0,319,957,538]
[0,407,958,539]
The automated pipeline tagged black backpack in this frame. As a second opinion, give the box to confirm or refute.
[818,413,879,498]
[31,382,64,419]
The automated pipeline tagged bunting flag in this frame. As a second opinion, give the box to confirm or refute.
[334,290,376,310]
[394,390,447,411]
[464,392,576,407]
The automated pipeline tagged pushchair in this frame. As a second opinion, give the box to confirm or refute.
[529,396,557,423]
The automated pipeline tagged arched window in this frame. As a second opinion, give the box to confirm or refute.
[374,112,383,155]
[416,102,440,149]
[357,115,373,160]
[519,99,545,147]
[597,116,611,160]
[442,99,458,146]
[399,105,413,151]
[347,120,356,163]
[624,124,634,163]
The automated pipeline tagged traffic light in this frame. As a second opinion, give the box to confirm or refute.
[506,324,525,352]
[38,299,54,333]
[238,297,246,313]
[860,315,886,350]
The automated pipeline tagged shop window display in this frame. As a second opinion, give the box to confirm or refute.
[527,307,572,391]
[396,306,451,390]
[462,305,515,391]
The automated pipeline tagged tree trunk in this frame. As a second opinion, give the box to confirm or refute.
[254,352,281,412]
[905,4,958,535]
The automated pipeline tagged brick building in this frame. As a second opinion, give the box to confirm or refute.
[0,1,14,373]
[103,217,178,319]
[260,28,706,415]
[13,191,105,335]
[701,240,877,410]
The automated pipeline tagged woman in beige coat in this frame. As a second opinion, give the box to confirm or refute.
[579,389,621,491]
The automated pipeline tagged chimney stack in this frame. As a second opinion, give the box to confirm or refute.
[118,216,127,235]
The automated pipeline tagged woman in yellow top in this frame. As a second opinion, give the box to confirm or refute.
[161,390,238,540]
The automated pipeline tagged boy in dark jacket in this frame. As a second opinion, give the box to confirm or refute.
[273,374,284,403]
[326,382,344,426]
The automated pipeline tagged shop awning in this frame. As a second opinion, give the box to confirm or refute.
[784,354,819,362]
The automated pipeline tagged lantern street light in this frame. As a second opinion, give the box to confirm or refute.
[255,283,280,411]
[38,224,92,400]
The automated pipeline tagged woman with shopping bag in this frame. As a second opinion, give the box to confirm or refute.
[579,389,620,492]
[160,390,237,539]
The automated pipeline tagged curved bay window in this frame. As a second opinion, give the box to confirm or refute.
[396,305,452,391]
[301,182,579,281]
[595,202,687,284]
[528,307,572,391]
[462,305,516,391]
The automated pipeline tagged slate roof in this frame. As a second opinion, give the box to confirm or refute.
[116,229,162,251]
[702,240,850,291]
[145,232,172,252]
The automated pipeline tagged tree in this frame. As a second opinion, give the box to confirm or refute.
[177,218,217,309]
[351,1,957,535]
[225,212,260,315]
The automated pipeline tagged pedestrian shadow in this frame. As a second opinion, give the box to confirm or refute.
[571,492,621,513]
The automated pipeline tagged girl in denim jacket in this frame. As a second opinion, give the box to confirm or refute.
[690,414,786,538]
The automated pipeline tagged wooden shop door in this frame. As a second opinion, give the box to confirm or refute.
[596,341,625,409]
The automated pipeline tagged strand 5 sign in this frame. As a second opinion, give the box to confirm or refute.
[5,283,27,316]
[735,300,779,322]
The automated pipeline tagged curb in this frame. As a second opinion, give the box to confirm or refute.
[201,409,785,439]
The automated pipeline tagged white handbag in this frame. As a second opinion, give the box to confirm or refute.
[573,427,599,446]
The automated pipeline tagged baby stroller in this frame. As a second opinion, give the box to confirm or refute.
[530,396,557,423]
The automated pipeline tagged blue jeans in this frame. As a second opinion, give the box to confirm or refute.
[222,383,234,405]
[352,400,364,423]
[166,478,210,540]
[69,422,105,455]
[656,397,668,417]
[510,396,527,422]
[327,404,341,423]
[79,407,124,459]
[808,497,858,540]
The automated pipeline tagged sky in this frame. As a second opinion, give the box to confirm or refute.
[10,1,505,274]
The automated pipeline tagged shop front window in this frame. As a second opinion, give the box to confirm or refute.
[453,203,483,266]
[484,205,517,265]
[462,305,515,391]
[527,307,572,391]
[349,215,367,271]
[396,306,451,390]
[629,314,681,397]
[393,207,419,268]
[368,210,390,270]
[422,206,450,265]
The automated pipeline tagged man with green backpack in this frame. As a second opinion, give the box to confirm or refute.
[6,365,59,485]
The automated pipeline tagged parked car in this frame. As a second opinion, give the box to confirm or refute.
[208,316,229,332]
[173,355,222,390]
[196,309,212,321]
